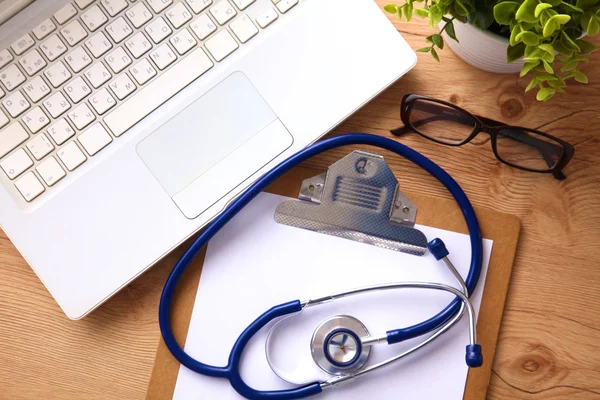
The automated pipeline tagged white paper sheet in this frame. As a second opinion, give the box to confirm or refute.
[173,193,493,400]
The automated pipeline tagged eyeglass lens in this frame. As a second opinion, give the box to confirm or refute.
[408,99,476,145]
[494,127,564,171]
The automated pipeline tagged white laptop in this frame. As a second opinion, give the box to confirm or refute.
[0,0,416,319]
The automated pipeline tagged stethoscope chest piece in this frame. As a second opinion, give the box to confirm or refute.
[311,315,370,375]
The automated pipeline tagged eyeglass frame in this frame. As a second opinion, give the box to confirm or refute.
[391,94,575,180]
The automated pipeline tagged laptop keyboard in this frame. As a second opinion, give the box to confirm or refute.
[0,0,299,203]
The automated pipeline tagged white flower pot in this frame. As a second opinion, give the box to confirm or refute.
[440,21,524,74]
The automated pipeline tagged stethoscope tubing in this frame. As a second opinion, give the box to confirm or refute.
[159,133,484,400]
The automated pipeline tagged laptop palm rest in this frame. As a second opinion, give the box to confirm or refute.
[137,72,293,219]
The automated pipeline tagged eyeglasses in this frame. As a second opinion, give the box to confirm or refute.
[391,94,575,180]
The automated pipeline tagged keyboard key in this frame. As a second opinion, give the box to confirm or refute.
[0,110,8,128]
[33,19,57,40]
[81,5,108,32]
[125,32,153,58]
[11,34,35,56]
[210,1,237,25]
[145,17,173,44]
[44,61,72,88]
[0,122,29,158]
[205,29,238,61]
[100,0,128,16]
[275,0,297,13]
[84,62,112,88]
[43,92,71,118]
[37,156,66,186]
[19,49,47,76]
[106,17,133,43]
[0,87,3,99]
[47,118,76,145]
[3,91,31,117]
[68,103,96,129]
[65,46,92,72]
[190,14,216,40]
[166,3,193,28]
[0,49,13,69]
[105,48,213,137]
[149,44,177,70]
[186,0,212,13]
[170,29,197,55]
[105,47,132,73]
[58,141,87,170]
[78,123,112,155]
[130,59,157,84]
[15,171,45,202]
[232,0,255,10]
[23,76,51,102]
[1,148,33,179]
[27,133,55,160]
[75,0,96,9]
[230,14,258,43]
[125,2,152,28]
[54,3,78,24]
[89,88,116,114]
[60,20,88,46]
[147,0,173,13]
[64,76,92,102]
[22,107,50,133]
[40,34,68,61]
[85,32,113,58]
[0,64,26,91]
[256,7,277,28]
[108,74,136,99]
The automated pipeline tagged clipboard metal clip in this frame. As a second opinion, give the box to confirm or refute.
[275,150,428,256]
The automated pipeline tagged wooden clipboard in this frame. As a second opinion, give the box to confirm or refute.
[145,166,521,400]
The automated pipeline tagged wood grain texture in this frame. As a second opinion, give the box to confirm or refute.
[1,1,599,399]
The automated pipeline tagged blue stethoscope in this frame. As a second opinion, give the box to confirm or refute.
[159,133,484,400]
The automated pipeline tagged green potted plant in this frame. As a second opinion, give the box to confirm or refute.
[384,0,599,100]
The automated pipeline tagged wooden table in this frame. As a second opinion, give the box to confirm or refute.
[2,4,599,399]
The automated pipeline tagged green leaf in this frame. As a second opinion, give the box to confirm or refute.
[559,2,584,13]
[384,4,399,14]
[445,21,458,41]
[516,0,539,23]
[416,47,432,52]
[414,8,429,18]
[574,70,589,83]
[494,1,520,24]
[561,32,581,52]
[582,12,600,34]
[535,3,553,17]
[525,78,539,92]
[454,0,470,16]
[543,60,554,73]
[431,47,440,62]
[404,3,414,21]
[516,30,540,45]
[560,60,578,71]
[507,42,526,62]
[536,87,556,101]
[431,33,444,49]
[536,74,559,81]
[576,0,599,8]
[576,39,597,54]
[553,38,574,55]
[538,43,555,54]
[543,14,571,37]
[545,0,562,6]
[510,24,522,46]
[429,5,444,25]
[521,60,540,76]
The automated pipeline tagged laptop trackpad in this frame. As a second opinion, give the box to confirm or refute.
[137,72,293,219]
